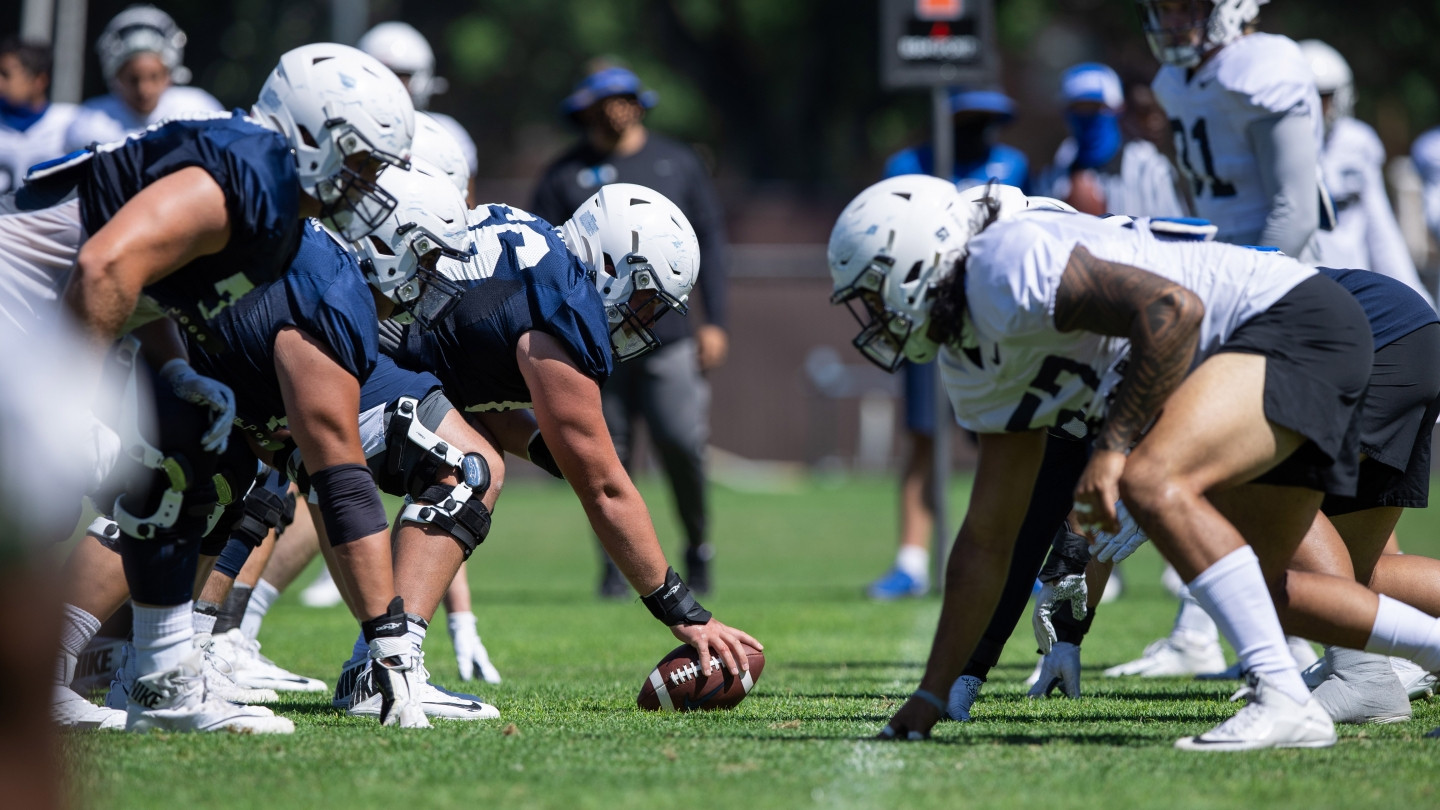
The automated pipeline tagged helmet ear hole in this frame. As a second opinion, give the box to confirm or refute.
[367,234,396,257]
[296,124,319,149]
[602,255,617,278]
[903,261,924,284]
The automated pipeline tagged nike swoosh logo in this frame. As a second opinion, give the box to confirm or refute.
[684,684,725,710]
[426,700,481,710]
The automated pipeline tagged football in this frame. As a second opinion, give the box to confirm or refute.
[636,643,765,712]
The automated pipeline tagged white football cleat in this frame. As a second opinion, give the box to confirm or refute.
[448,612,502,684]
[196,634,279,704]
[211,629,327,693]
[52,685,126,730]
[345,639,431,728]
[1174,672,1336,751]
[299,567,344,608]
[1390,657,1437,701]
[1310,648,1411,725]
[1105,631,1226,677]
[1027,642,1081,698]
[337,650,499,721]
[125,651,294,734]
[947,674,983,722]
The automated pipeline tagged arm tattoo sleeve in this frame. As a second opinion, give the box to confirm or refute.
[1054,244,1204,453]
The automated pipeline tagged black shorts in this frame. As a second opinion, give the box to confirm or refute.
[1322,322,1440,515]
[1222,275,1373,497]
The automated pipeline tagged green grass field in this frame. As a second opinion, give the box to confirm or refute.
[66,475,1440,809]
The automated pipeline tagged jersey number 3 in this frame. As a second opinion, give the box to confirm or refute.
[1171,117,1236,199]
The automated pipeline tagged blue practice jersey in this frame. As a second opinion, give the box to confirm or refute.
[1317,267,1439,350]
[883,143,1031,193]
[193,221,378,446]
[23,112,299,345]
[385,204,613,412]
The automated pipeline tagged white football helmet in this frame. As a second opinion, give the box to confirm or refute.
[253,43,415,242]
[560,183,699,361]
[413,113,469,195]
[358,22,444,110]
[352,159,476,329]
[828,175,988,372]
[1137,0,1268,68]
[95,5,191,84]
[1299,39,1354,130]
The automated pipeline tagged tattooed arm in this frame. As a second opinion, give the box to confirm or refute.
[1054,244,1204,453]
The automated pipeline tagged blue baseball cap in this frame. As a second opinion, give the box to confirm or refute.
[947,89,1016,122]
[561,67,659,116]
[1060,63,1123,108]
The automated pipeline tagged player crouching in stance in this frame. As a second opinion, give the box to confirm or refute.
[832,175,1385,751]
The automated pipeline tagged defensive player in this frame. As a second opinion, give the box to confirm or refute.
[836,175,1433,750]
[64,5,223,151]
[6,42,416,733]
[0,38,79,194]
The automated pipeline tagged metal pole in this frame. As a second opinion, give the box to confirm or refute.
[929,84,953,594]
[21,0,55,42]
[49,0,86,104]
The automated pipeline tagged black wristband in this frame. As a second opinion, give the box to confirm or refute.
[1037,524,1091,583]
[640,567,712,626]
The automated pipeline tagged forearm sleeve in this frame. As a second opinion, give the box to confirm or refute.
[1248,110,1320,257]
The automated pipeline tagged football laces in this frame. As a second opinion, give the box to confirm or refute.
[667,659,721,686]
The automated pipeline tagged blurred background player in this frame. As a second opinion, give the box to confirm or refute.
[358,21,476,204]
[530,64,730,598]
[1039,62,1188,220]
[63,5,222,151]
[869,89,1028,599]
[1300,39,1432,306]
[0,38,78,194]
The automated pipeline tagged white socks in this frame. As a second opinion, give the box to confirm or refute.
[241,579,281,640]
[1186,546,1309,703]
[133,602,195,675]
[1365,595,1440,673]
[57,604,102,685]
[896,545,929,580]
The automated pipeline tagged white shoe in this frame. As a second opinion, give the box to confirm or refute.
[196,634,279,705]
[1310,648,1412,725]
[125,651,294,734]
[1175,672,1335,751]
[71,636,127,694]
[211,629,327,693]
[448,612,502,684]
[947,675,983,722]
[299,568,344,608]
[1390,657,1437,700]
[344,639,431,728]
[1105,631,1226,677]
[52,685,126,730]
[1287,636,1320,670]
[1099,569,1123,604]
[337,651,499,721]
[1027,642,1081,698]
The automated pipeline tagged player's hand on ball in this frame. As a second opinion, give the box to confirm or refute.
[671,618,762,678]
[1072,449,1126,534]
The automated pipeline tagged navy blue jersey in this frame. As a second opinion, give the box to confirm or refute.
[359,354,444,413]
[24,112,299,344]
[385,204,612,411]
[192,221,378,445]
[1318,267,1439,349]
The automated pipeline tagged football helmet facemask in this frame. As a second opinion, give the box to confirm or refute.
[1136,0,1268,68]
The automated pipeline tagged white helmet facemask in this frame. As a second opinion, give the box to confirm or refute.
[1136,0,1268,68]
[560,183,700,361]
[253,43,415,242]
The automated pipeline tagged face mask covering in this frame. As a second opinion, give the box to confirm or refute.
[0,97,46,132]
[1065,110,1122,170]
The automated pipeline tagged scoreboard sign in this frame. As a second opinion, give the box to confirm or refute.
[880,0,998,89]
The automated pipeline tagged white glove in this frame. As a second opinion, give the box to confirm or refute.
[1026,642,1081,698]
[1032,573,1088,654]
[447,611,501,684]
[1092,501,1148,563]
[84,414,122,494]
[159,359,235,453]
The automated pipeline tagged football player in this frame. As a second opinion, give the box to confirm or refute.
[836,176,1440,750]
[0,38,80,194]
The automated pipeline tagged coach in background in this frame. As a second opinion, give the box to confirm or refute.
[0,38,79,194]
[531,64,730,598]
[63,4,221,151]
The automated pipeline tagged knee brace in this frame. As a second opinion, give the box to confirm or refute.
[87,515,122,552]
[379,394,463,499]
[399,452,492,559]
[110,338,191,541]
[228,470,291,550]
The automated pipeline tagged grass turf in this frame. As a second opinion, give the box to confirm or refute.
[66,475,1440,809]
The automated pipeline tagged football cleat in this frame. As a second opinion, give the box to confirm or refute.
[345,640,430,728]
[1174,672,1336,751]
[447,612,502,684]
[299,567,345,608]
[1391,657,1437,701]
[866,567,928,601]
[125,650,294,734]
[52,685,126,730]
[339,651,498,722]
[947,674,983,722]
[1105,631,1226,677]
[211,629,327,693]
[195,634,279,704]
[1310,648,1412,725]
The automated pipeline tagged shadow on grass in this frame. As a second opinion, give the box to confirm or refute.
[781,661,924,671]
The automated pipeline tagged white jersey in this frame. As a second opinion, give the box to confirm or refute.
[428,112,477,177]
[1152,33,1322,245]
[63,86,223,151]
[1409,127,1440,266]
[940,211,1315,435]
[1043,138,1188,219]
[1312,117,1431,305]
[0,102,82,194]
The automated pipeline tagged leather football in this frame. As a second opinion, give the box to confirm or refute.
[636,643,764,712]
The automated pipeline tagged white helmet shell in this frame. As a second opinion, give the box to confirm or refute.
[353,158,475,324]
[560,183,700,361]
[413,112,469,195]
[1137,0,1269,68]
[358,22,440,110]
[253,43,415,241]
[95,4,191,84]
[828,174,984,371]
[1299,39,1354,129]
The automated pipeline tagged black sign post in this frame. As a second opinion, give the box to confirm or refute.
[879,0,999,594]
